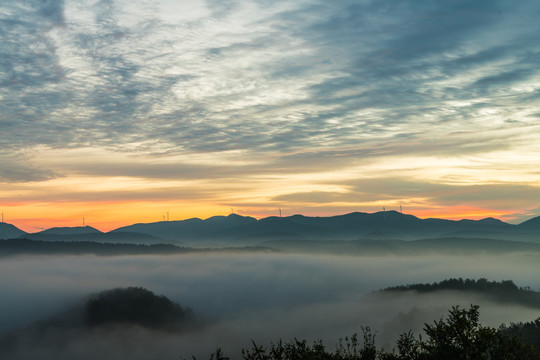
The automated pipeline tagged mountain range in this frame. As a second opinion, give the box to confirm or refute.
[1,211,540,246]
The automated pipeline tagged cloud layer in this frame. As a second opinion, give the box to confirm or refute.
[1,0,540,228]
[1,252,540,359]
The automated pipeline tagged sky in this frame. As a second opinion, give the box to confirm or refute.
[1,0,540,232]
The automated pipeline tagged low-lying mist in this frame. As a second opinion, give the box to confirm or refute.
[2,252,540,359]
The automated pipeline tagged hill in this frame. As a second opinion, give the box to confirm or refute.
[519,215,540,230]
[0,223,27,239]
[0,238,278,257]
[113,211,540,245]
[260,237,540,255]
[35,226,102,235]
[84,287,192,330]
[0,238,192,256]
[378,278,540,308]
[5,212,540,245]
[0,287,194,357]
[22,231,171,245]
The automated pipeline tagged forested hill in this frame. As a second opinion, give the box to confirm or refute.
[0,238,277,256]
[379,278,540,308]
[0,238,191,256]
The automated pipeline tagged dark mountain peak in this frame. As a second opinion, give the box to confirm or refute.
[371,210,421,223]
[82,210,540,244]
[0,222,24,230]
[519,215,540,228]
[0,222,27,239]
[182,217,203,223]
[205,215,227,221]
[459,217,507,225]
[206,213,257,224]
[478,217,506,225]
[374,210,407,217]
[38,226,102,235]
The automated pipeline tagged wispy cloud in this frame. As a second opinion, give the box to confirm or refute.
[1,0,539,223]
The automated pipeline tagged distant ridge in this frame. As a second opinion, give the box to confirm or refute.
[519,215,540,229]
[36,226,102,235]
[0,222,27,239]
[4,212,540,244]
[21,231,171,245]
[113,211,540,244]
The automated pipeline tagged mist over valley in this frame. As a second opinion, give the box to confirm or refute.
[2,249,540,359]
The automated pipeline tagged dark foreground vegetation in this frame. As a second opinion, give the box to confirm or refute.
[205,305,539,360]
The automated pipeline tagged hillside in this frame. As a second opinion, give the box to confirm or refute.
[259,237,540,255]
[0,287,195,357]
[0,238,191,256]
[22,231,170,245]
[0,223,27,240]
[378,278,540,308]
[4,211,540,245]
[113,211,540,244]
[35,226,102,235]
[0,238,278,257]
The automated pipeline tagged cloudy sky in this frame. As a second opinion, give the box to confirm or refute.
[1,0,540,231]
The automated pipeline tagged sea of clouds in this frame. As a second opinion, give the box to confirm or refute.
[1,252,540,359]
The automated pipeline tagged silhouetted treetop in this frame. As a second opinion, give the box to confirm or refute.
[379,278,540,308]
[86,287,192,331]
[212,305,539,360]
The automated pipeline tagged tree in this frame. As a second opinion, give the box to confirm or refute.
[194,305,539,360]
[421,305,536,360]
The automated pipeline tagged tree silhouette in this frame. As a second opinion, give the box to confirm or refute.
[209,305,539,360]
[86,287,191,331]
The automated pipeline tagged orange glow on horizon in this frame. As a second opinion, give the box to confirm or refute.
[2,201,231,233]
[410,206,511,222]
[2,200,522,234]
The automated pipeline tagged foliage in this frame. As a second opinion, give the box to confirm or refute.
[191,305,539,360]
[500,317,540,357]
[86,287,192,331]
[420,305,535,360]
[380,278,540,308]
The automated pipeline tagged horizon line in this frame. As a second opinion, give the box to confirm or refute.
[1,209,536,234]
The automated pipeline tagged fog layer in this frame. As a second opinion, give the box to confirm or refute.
[2,252,540,359]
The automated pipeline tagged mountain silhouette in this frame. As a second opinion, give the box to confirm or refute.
[112,213,258,242]
[36,226,102,235]
[518,215,540,230]
[113,211,540,245]
[3,212,540,245]
[0,222,27,239]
